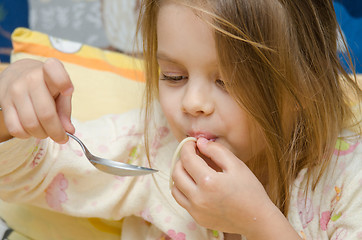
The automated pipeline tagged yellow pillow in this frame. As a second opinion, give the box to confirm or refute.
[11,27,145,121]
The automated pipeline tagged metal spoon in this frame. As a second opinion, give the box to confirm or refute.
[66,132,157,176]
[0,107,158,176]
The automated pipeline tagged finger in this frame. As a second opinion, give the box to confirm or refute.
[13,93,48,139]
[171,184,191,210]
[172,160,197,197]
[2,104,31,139]
[30,83,68,143]
[43,58,73,97]
[56,94,75,134]
[179,141,215,183]
[196,138,239,172]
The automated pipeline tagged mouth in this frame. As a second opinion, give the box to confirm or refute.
[187,131,217,142]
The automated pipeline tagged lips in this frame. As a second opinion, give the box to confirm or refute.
[188,131,217,141]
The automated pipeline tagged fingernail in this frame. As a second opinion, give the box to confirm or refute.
[198,137,209,146]
[62,87,73,96]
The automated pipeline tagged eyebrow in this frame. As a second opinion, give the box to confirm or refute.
[157,51,220,69]
[156,52,181,64]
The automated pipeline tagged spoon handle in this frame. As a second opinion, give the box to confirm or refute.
[66,132,90,157]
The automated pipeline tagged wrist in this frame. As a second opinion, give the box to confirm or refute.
[244,201,301,240]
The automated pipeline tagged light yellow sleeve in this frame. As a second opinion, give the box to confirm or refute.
[0,109,152,220]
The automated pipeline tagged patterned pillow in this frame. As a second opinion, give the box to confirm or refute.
[11,27,145,121]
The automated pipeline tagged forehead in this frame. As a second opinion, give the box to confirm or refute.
[156,1,218,68]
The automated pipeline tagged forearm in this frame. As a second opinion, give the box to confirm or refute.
[0,111,12,142]
[0,112,149,217]
[244,203,301,240]
[0,135,130,217]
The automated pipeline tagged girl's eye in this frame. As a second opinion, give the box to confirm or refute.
[160,73,188,81]
[215,79,226,89]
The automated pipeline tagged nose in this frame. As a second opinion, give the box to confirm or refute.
[181,79,214,116]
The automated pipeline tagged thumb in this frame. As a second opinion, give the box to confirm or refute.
[196,138,240,172]
[56,94,75,134]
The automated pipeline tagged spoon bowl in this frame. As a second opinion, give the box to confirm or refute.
[66,132,158,176]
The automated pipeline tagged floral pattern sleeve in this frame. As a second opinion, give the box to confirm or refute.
[288,132,362,240]
[0,109,152,218]
[0,108,215,239]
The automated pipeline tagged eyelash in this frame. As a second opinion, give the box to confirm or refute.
[160,73,226,89]
[215,79,226,88]
[160,73,188,81]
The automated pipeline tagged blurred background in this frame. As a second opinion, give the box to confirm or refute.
[0,0,361,73]
[0,0,141,62]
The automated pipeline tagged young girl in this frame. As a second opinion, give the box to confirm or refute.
[0,0,361,239]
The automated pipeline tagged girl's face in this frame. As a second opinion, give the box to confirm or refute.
[157,2,262,161]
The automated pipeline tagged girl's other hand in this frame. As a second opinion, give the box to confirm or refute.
[0,58,75,144]
[171,138,279,237]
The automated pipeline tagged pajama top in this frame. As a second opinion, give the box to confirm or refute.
[0,107,361,240]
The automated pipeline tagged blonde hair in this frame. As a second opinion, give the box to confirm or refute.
[138,0,362,215]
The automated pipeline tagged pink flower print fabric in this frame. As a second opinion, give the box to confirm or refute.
[45,173,68,211]
[30,144,45,169]
[297,193,314,228]
[150,127,170,158]
[320,211,331,231]
[166,229,186,240]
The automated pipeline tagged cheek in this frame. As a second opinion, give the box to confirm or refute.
[158,87,182,140]
[229,125,253,160]
[224,106,263,161]
[233,121,265,162]
[159,86,175,120]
